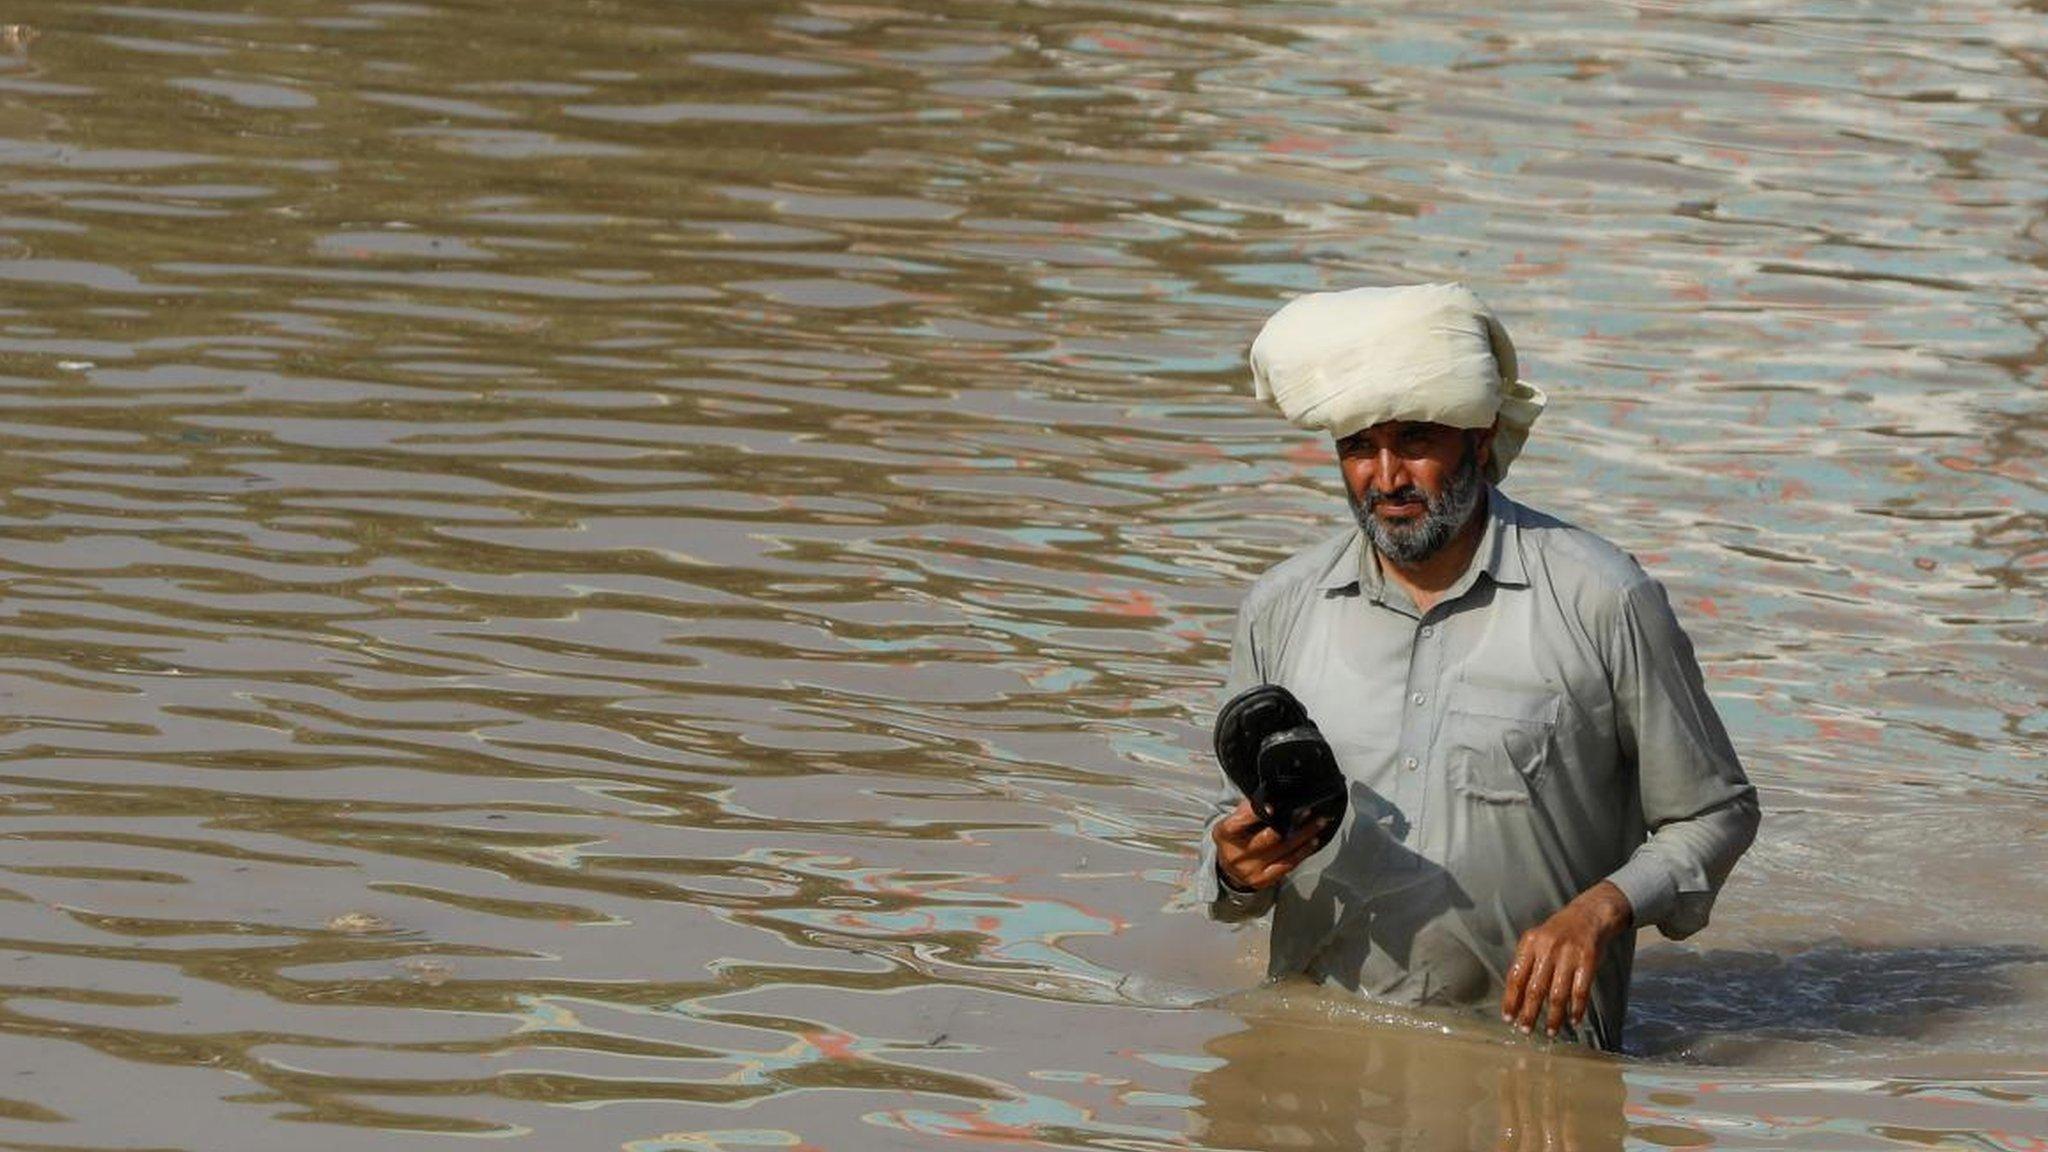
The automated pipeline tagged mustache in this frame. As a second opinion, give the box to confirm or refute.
[1364,485,1426,511]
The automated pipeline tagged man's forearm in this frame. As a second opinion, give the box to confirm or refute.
[1574,879,1634,935]
[1605,790,1759,938]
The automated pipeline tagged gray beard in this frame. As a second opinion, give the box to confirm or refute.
[1349,446,1487,565]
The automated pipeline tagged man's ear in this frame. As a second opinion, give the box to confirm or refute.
[1472,419,1500,471]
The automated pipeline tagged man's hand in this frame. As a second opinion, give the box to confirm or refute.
[1500,880,1633,1037]
[1212,799,1328,891]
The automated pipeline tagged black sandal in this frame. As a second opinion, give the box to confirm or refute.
[1213,682,1347,851]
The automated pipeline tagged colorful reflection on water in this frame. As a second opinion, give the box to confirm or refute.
[0,0,2041,1147]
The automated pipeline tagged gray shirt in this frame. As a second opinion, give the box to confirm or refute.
[1194,487,1759,1050]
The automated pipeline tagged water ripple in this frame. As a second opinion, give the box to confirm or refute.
[0,0,2040,1147]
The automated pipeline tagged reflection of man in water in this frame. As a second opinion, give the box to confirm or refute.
[1194,284,1760,1050]
[1191,1002,1629,1151]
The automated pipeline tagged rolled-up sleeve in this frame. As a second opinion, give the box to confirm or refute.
[1602,577,1761,939]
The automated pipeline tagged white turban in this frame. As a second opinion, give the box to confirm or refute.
[1248,282,1547,482]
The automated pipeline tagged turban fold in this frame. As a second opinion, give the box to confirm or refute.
[1248,282,1546,482]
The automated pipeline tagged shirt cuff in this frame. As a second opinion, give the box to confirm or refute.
[1210,864,1276,919]
[1604,852,1678,930]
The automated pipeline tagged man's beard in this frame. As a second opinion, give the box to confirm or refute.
[1348,443,1486,565]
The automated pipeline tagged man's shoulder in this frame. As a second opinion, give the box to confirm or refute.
[1241,527,1356,614]
[1507,497,1657,603]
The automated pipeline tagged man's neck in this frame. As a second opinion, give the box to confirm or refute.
[1376,503,1489,616]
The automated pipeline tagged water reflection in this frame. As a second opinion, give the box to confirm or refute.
[0,0,2043,1145]
[1191,993,1630,1152]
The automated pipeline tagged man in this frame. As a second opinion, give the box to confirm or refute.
[1195,283,1759,1051]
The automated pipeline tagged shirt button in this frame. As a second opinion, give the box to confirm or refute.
[1420,626,1434,638]
[1410,692,1426,705]
[1403,757,1418,770]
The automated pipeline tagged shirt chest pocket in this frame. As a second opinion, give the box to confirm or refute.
[1440,683,1561,804]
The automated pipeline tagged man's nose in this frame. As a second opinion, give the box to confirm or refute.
[1369,446,1408,492]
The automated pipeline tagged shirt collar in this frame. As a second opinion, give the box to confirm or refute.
[1318,530,1367,594]
[1320,485,1529,599]
[1478,485,1530,588]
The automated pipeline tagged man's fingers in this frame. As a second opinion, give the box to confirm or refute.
[1244,824,1283,854]
[1251,840,1315,885]
[1216,813,1332,892]
[1569,961,1596,1027]
[1276,835,1321,872]
[1278,818,1328,852]
[1261,847,1309,882]
[1288,827,1327,859]
[1501,938,1533,1022]
[1249,814,1326,856]
[1215,801,1262,840]
[1235,820,1324,886]
[1515,950,1555,1032]
[1247,860,1287,888]
[1544,954,1575,1036]
[1258,820,1323,864]
[1214,813,1278,854]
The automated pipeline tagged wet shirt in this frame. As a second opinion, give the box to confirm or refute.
[1193,487,1760,1050]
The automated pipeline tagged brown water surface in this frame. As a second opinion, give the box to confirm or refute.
[0,0,2043,1148]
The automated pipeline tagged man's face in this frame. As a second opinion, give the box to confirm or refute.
[1336,421,1493,565]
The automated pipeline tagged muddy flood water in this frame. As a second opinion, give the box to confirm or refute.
[0,0,2042,1148]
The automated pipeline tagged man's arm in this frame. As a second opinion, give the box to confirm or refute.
[1195,592,1334,921]
[1195,598,1275,920]
[1501,573,1760,1035]
[1599,575,1761,937]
